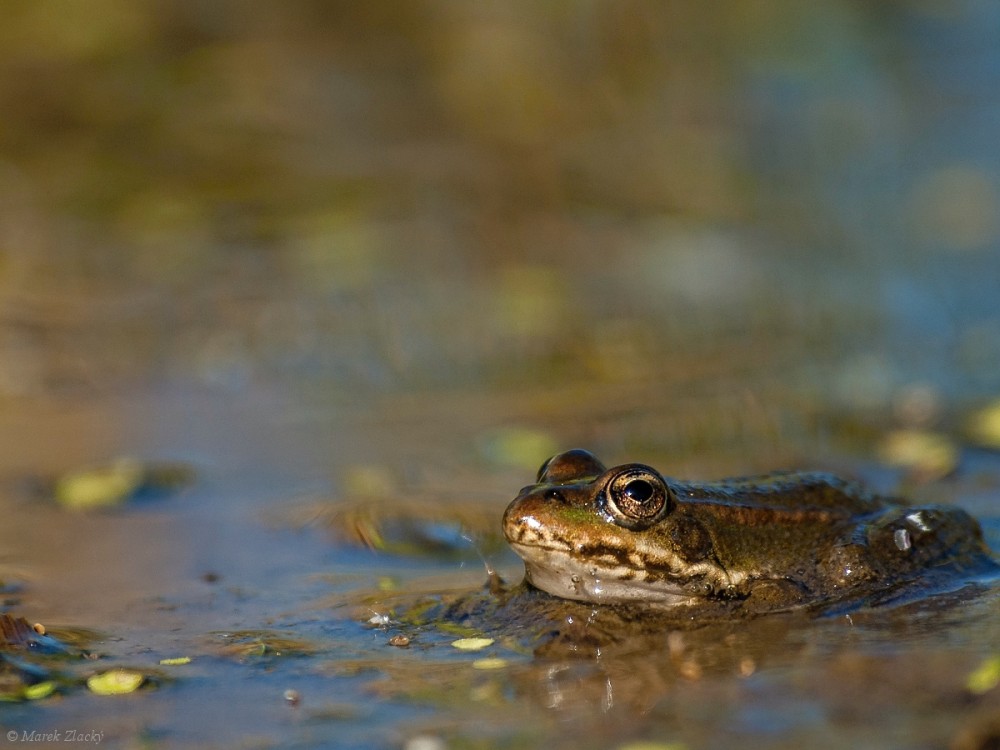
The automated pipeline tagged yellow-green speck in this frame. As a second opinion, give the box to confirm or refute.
[967,401,1000,449]
[159,657,192,666]
[55,459,144,511]
[478,428,558,470]
[877,429,958,478]
[966,655,1000,695]
[23,682,56,700]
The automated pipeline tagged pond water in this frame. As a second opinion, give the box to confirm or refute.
[1,2,1000,749]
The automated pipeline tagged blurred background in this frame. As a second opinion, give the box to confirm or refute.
[0,0,1000,544]
[2,0,1000,522]
[3,2,1000,484]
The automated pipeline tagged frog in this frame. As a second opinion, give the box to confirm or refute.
[503,449,999,612]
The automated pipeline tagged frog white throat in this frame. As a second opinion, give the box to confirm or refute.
[510,541,707,607]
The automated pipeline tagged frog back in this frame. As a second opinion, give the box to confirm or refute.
[674,471,886,519]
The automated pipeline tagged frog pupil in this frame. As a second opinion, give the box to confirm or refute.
[624,479,654,504]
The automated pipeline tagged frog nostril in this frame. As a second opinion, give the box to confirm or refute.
[545,489,565,502]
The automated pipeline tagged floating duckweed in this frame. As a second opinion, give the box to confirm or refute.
[877,429,958,479]
[53,459,194,511]
[86,669,144,695]
[451,637,494,651]
[493,265,567,341]
[23,682,56,700]
[158,657,192,666]
[477,428,558,470]
[471,657,507,670]
[966,401,1000,449]
[966,655,1000,695]
[404,735,446,750]
[343,465,396,498]
[56,459,144,511]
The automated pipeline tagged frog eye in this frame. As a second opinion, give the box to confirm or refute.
[605,466,672,529]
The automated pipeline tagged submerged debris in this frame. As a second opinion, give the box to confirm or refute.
[0,615,36,647]
[212,630,319,662]
[0,614,97,702]
[0,614,74,655]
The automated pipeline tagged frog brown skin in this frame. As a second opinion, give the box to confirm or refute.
[502,449,999,611]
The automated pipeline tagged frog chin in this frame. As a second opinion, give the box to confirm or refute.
[509,542,698,607]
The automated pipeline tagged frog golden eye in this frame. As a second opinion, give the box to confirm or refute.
[605,466,672,529]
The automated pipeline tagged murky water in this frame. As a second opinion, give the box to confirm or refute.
[2,3,1000,749]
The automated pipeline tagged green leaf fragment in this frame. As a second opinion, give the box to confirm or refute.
[87,669,144,695]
